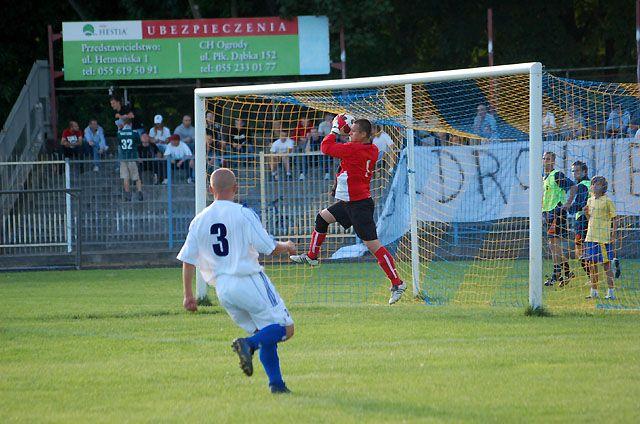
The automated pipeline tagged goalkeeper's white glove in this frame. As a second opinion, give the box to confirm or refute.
[331,114,348,134]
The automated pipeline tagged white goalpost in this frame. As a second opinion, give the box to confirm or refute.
[193,62,543,309]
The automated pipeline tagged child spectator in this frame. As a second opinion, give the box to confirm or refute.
[269,130,294,181]
[60,121,85,159]
[583,176,618,300]
[149,114,172,153]
[163,134,194,183]
[84,119,108,172]
[117,118,143,201]
[138,133,165,185]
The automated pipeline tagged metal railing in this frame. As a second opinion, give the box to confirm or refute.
[0,150,390,263]
[1,188,82,270]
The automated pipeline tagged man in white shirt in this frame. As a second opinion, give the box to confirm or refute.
[269,131,294,180]
[372,125,394,161]
[149,114,172,153]
[178,168,297,394]
[163,134,194,183]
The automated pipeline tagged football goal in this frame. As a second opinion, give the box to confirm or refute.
[193,62,640,311]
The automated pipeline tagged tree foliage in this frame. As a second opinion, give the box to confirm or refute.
[0,0,636,132]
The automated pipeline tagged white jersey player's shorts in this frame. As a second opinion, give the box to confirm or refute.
[215,271,293,334]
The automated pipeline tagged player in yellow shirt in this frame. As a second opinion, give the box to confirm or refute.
[583,176,618,300]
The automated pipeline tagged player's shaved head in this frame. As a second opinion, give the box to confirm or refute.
[210,168,237,200]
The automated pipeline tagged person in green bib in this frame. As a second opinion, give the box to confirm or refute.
[568,161,591,282]
[542,152,578,287]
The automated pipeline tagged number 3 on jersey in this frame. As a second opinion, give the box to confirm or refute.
[210,223,229,256]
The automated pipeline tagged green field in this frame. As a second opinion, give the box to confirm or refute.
[1,268,639,423]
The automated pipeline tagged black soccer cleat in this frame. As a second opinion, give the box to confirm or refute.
[270,384,292,394]
[231,338,254,377]
[558,271,575,288]
[544,275,557,287]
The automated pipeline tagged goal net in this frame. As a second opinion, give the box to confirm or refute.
[194,63,639,311]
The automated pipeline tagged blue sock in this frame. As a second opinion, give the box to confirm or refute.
[259,342,284,387]
[246,324,286,350]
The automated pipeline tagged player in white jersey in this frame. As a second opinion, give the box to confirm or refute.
[178,168,297,394]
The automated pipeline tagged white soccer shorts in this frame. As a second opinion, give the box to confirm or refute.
[214,272,293,334]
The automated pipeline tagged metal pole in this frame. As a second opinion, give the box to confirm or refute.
[194,92,208,300]
[259,152,267,222]
[405,84,421,298]
[340,26,346,79]
[487,8,494,67]
[488,8,495,110]
[636,0,640,85]
[65,159,72,253]
[167,158,174,249]
[76,192,82,270]
[528,63,543,310]
[47,25,59,143]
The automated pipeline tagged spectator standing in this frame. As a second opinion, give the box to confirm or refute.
[269,131,294,180]
[292,118,315,180]
[149,114,172,153]
[84,119,108,172]
[110,96,140,133]
[117,119,143,201]
[543,108,557,140]
[60,121,85,160]
[174,115,195,152]
[138,133,164,185]
[473,104,497,140]
[164,134,194,183]
[542,151,577,287]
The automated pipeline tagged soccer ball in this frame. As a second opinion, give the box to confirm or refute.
[334,113,356,133]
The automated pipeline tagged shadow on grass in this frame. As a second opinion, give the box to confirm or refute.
[23,309,222,322]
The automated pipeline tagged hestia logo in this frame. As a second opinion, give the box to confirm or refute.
[83,24,95,36]
[95,24,128,37]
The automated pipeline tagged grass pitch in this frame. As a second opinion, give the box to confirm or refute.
[1,268,639,423]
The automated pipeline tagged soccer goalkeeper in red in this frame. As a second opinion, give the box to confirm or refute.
[290,114,407,304]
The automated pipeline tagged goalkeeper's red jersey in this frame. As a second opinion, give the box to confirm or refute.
[321,133,379,202]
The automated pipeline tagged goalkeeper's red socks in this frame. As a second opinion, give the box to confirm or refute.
[374,247,402,285]
[307,230,327,259]
[307,230,326,260]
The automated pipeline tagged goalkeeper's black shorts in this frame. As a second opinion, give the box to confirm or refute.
[327,198,377,241]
